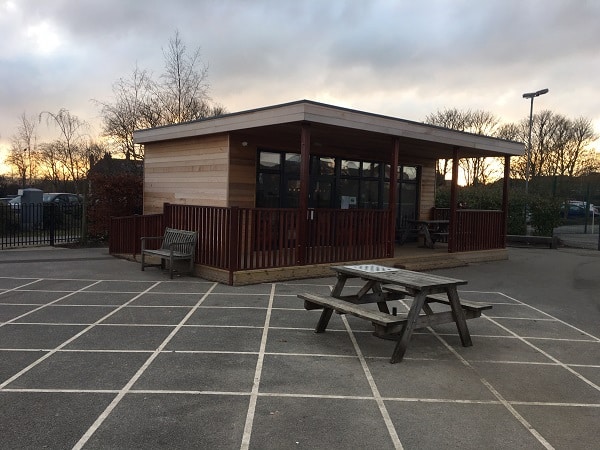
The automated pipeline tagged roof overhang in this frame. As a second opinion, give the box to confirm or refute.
[133,100,525,159]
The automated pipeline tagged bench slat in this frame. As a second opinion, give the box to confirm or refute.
[425,293,493,311]
[299,293,407,326]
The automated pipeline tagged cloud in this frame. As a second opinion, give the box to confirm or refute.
[1,0,599,170]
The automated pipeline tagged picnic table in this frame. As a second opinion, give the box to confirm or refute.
[299,264,491,363]
[399,219,449,248]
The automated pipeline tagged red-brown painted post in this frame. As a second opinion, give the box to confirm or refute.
[448,148,459,253]
[502,155,510,247]
[297,122,311,265]
[388,137,400,256]
[228,206,240,285]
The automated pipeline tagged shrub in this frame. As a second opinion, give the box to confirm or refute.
[87,172,143,239]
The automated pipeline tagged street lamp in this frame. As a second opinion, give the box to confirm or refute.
[522,88,549,194]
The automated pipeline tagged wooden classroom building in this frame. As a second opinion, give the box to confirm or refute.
[110,100,525,284]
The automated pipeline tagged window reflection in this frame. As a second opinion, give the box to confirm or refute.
[259,152,280,170]
[341,160,360,177]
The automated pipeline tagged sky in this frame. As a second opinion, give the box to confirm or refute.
[1,0,599,175]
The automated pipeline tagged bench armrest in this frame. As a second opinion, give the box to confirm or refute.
[141,236,164,252]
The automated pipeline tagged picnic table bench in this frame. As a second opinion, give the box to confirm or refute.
[399,219,450,248]
[298,264,492,363]
[140,227,198,279]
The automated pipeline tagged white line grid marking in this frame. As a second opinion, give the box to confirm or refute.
[240,283,276,450]
[71,281,219,450]
[341,314,404,450]
[1,279,599,449]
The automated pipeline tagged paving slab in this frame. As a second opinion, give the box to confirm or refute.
[0,245,598,449]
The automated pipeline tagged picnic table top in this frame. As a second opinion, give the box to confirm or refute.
[331,264,467,290]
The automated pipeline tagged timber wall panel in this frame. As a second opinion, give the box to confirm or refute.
[419,161,436,219]
[143,134,230,213]
[228,136,258,208]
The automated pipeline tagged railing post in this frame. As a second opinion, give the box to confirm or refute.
[228,206,240,285]
[502,155,510,247]
[163,202,172,228]
[49,204,55,247]
[133,214,141,258]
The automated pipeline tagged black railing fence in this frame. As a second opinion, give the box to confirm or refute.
[0,203,84,249]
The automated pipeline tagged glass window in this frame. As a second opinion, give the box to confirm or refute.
[341,159,360,177]
[362,162,380,178]
[256,173,280,208]
[339,179,359,208]
[284,153,301,175]
[360,180,379,209]
[312,180,333,208]
[286,179,301,208]
[259,152,281,171]
[312,156,335,177]
[401,166,417,181]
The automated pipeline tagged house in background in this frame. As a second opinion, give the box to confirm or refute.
[110,100,524,284]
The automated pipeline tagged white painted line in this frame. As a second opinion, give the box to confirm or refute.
[341,315,404,450]
[428,328,556,450]
[72,281,219,450]
[485,316,557,321]
[240,283,276,450]
[485,316,600,393]
[497,292,600,342]
[0,280,154,390]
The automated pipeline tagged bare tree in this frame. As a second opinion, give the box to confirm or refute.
[95,65,153,160]
[425,108,501,186]
[5,113,39,187]
[96,31,225,161]
[40,109,91,192]
[499,111,598,181]
[37,141,69,191]
[158,29,210,124]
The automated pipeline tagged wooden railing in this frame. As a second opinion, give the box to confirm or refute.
[108,213,164,255]
[109,204,504,282]
[432,207,505,252]
[109,205,393,276]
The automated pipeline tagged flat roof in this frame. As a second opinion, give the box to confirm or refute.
[134,99,524,157]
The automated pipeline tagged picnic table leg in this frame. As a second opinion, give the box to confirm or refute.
[446,286,472,347]
[315,308,334,333]
[371,282,390,314]
[390,292,427,363]
[331,274,348,298]
[422,225,434,248]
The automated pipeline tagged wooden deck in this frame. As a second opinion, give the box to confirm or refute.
[193,241,507,285]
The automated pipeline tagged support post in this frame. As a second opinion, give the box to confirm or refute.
[502,156,510,247]
[448,148,459,253]
[388,137,400,256]
[297,122,311,265]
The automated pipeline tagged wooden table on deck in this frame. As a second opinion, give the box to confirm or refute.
[300,264,490,363]
[400,219,449,248]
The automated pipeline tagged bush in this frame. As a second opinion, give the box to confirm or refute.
[87,172,143,239]
[529,196,562,236]
[435,184,560,236]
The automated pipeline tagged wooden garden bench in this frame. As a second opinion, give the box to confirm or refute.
[140,227,198,279]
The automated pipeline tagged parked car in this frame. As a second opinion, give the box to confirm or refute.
[8,196,23,209]
[560,202,598,218]
[43,193,82,205]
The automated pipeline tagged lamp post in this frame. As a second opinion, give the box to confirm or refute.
[522,88,549,194]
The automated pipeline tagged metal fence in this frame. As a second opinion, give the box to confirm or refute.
[0,203,84,249]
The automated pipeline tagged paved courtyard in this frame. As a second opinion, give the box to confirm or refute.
[0,245,598,449]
